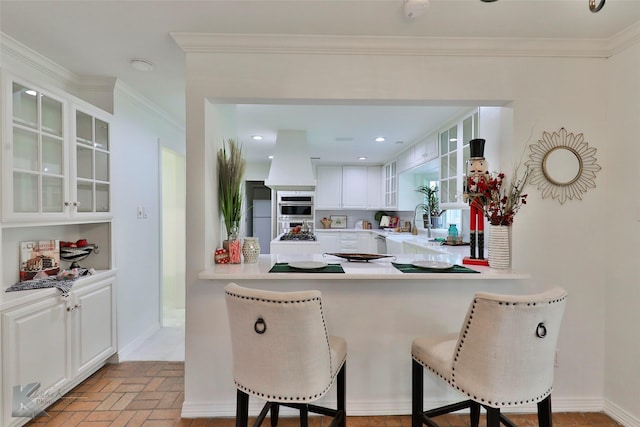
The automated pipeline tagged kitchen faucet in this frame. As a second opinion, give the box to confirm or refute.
[413,203,431,238]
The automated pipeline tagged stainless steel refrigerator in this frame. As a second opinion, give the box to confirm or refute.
[252,199,272,254]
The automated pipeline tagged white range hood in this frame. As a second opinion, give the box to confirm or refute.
[265,130,316,191]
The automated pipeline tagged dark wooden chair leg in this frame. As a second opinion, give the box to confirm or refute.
[337,363,346,427]
[412,360,424,427]
[270,403,280,427]
[299,404,309,427]
[469,401,480,427]
[236,389,249,427]
[537,395,553,427]
[486,407,501,427]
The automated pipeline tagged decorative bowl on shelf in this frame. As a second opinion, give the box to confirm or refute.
[60,244,99,269]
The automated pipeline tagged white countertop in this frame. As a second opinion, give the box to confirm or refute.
[199,252,530,281]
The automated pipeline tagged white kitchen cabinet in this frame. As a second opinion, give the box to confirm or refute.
[396,146,414,174]
[357,232,376,253]
[316,232,340,253]
[2,76,112,222]
[383,161,397,209]
[366,166,382,209]
[315,166,342,209]
[339,232,359,253]
[72,108,111,216]
[1,275,116,427]
[72,278,116,378]
[396,136,439,175]
[413,135,439,165]
[1,295,71,426]
[439,110,477,208]
[317,166,380,210]
[341,166,368,209]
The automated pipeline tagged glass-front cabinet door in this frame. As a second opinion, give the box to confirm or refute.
[7,82,68,219]
[3,77,112,221]
[439,109,478,209]
[73,109,110,215]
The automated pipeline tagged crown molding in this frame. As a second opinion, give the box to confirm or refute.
[171,32,628,59]
[0,32,78,90]
[607,20,640,56]
[114,79,185,132]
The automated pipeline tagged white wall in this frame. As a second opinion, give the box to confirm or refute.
[604,41,640,425]
[112,82,185,357]
[181,37,637,421]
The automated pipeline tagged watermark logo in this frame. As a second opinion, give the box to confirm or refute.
[12,382,64,419]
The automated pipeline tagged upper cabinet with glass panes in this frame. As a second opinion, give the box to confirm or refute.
[73,109,110,215]
[438,109,478,209]
[2,77,112,222]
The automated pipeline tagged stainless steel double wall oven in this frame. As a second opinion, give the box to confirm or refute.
[276,191,315,235]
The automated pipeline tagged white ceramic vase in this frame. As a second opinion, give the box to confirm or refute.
[242,237,261,263]
[488,225,511,269]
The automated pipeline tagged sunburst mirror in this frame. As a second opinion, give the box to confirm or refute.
[525,128,601,204]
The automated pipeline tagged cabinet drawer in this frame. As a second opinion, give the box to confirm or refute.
[340,233,358,241]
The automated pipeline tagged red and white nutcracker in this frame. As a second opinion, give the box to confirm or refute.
[463,138,490,266]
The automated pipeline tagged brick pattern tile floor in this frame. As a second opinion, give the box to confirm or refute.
[24,361,624,427]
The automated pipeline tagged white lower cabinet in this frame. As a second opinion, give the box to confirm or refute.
[317,232,340,253]
[318,231,377,253]
[1,275,116,427]
[358,232,376,253]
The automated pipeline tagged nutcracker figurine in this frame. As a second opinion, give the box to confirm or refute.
[463,138,490,266]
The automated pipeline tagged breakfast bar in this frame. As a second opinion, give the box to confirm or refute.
[189,250,533,418]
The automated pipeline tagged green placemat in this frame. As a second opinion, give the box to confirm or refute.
[269,263,345,273]
[392,262,480,274]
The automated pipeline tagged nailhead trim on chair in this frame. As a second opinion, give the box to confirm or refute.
[226,289,345,403]
[412,293,567,408]
[233,353,347,403]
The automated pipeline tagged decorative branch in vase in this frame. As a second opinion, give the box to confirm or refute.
[473,164,530,269]
[477,165,530,226]
[217,138,246,262]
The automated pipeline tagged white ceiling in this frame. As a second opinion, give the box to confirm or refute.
[2,0,639,164]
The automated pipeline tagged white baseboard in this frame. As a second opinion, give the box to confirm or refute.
[604,399,640,427]
[116,321,160,361]
[180,396,606,419]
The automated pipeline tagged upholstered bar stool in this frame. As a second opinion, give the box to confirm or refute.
[224,282,347,427]
[411,287,567,427]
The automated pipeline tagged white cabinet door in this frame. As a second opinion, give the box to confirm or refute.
[4,79,69,222]
[339,232,359,253]
[341,166,367,209]
[383,161,397,209]
[71,106,111,217]
[316,232,340,253]
[2,77,113,222]
[357,232,376,253]
[72,279,116,378]
[2,296,72,426]
[366,166,382,209]
[396,147,414,174]
[316,166,342,209]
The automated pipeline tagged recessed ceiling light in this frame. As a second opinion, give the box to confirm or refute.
[375,137,386,142]
[252,135,263,140]
[130,59,154,72]
[358,157,367,161]
[268,155,274,159]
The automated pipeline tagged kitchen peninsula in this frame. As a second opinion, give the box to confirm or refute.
[192,251,532,418]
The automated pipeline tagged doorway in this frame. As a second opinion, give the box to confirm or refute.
[161,147,186,327]
[245,181,273,253]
